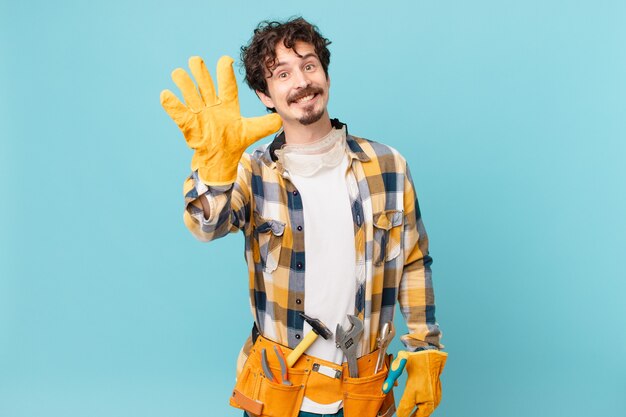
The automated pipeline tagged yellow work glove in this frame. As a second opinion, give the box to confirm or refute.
[160,56,282,185]
[396,350,448,417]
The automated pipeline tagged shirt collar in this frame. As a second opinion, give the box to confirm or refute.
[261,118,370,169]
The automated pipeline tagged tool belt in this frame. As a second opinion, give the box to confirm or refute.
[230,335,395,417]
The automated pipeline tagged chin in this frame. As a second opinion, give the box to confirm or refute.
[298,108,326,126]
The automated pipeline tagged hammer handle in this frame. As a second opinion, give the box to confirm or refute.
[286,331,318,367]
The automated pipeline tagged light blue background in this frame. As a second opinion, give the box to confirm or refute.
[1,1,625,416]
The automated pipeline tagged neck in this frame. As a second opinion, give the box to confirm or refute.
[282,112,333,145]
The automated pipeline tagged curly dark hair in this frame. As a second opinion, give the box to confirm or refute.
[241,17,331,98]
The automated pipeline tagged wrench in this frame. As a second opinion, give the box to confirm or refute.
[375,321,395,373]
[335,315,364,378]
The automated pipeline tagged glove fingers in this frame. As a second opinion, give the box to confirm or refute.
[414,403,435,417]
[160,89,189,127]
[242,113,282,146]
[216,56,239,105]
[171,67,204,111]
[396,394,417,417]
[189,56,218,106]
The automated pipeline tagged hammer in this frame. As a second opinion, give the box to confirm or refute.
[286,313,333,367]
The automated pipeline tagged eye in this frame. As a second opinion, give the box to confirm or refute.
[277,71,289,79]
[304,63,316,71]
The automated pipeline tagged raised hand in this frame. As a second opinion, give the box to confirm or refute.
[161,56,282,185]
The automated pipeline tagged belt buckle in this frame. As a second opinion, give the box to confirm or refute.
[312,363,342,379]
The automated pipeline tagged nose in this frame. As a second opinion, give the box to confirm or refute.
[293,68,311,89]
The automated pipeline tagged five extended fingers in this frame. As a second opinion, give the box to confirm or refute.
[163,55,237,111]
[161,55,281,147]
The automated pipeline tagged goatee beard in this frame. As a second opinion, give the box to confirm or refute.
[298,108,325,126]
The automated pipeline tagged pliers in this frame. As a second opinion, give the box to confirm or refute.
[260,346,292,386]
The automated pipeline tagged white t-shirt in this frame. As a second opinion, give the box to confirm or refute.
[276,127,356,414]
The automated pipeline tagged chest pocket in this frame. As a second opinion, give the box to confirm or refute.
[373,210,404,266]
[253,213,286,274]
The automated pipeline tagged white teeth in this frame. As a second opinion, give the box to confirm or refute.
[296,94,314,103]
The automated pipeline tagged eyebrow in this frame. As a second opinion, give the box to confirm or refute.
[273,53,319,70]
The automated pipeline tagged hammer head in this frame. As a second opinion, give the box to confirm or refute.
[299,313,333,340]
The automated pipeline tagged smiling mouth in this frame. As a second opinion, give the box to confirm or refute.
[289,87,323,105]
[294,93,317,104]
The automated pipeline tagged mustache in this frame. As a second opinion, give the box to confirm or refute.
[287,86,324,104]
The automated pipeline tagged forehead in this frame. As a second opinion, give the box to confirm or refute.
[273,41,318,64]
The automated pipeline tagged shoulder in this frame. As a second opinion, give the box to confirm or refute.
[349,134,408,173]
[242,142,273,170]
[250,142,271,161]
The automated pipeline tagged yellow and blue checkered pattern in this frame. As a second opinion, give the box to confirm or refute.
[183,120,442,364]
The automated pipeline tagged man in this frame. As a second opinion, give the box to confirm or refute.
[161,17,446,417]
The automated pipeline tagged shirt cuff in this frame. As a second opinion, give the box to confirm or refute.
[192,171,234,225]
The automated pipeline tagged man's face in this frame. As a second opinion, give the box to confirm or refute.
[257,41,330,127]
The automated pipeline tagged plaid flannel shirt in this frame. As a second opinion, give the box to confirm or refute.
[183,120,442,364]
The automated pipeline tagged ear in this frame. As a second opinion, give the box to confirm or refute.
[256,90,275,109]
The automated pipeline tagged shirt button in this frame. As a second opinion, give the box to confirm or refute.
[297,225,302,231]
[295,334,301,340]
[296,262,303,270]
[296,298,302,305]
[292,190,298,196]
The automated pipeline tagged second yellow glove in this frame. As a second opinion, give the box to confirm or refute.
[396,350,448,417]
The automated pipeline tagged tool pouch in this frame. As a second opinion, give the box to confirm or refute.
[230,335,394,417]
[230,339,306,417]
[341,352,395,417]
